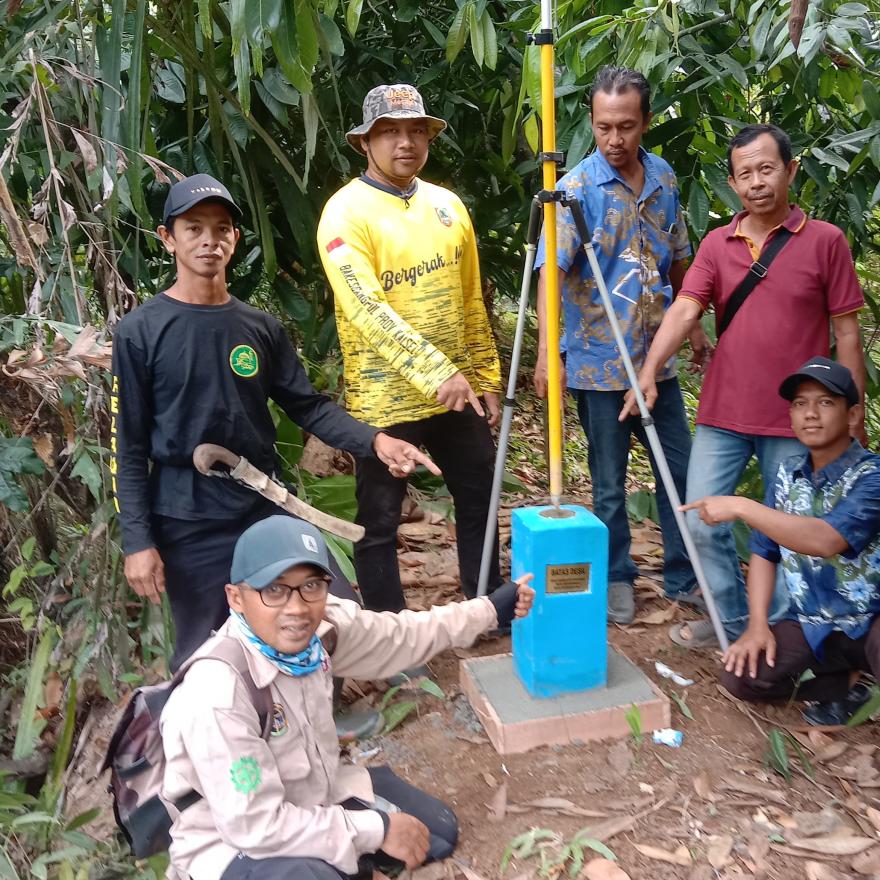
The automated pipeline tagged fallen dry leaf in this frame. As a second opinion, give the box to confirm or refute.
[486,782,507,823]
[523,797,606,818]
[480,772,496,787]
[706,834,733,869]
[722,777,788,805]
[807,729,833,750]
[866,806,880,832]
[851,845,880,875]
[635,604,678,625]
[815,741,849,764]
[788,835,876,856]
[792,808,849,838]
[582,859,631,880]
[451,862,489,880]
[804,860,843,880]
[692,770,714,801]
[631,843,691,866]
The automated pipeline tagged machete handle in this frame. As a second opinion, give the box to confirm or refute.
[193,443,240,475]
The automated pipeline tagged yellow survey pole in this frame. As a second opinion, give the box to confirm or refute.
[537,1,562,506]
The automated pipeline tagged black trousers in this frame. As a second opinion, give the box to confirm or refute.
[219,766,458,880]
[354,408,500,612]
[154,499,358,672]
[721,617,880,703]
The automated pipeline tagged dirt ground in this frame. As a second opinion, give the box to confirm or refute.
[66,489,880,880]
[345,579,879,880]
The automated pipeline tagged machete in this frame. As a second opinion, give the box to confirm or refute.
[192,443,365,543]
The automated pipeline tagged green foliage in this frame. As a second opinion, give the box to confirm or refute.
[765,727,814,781]
[624,703,644,745]
[501,826,617,877]
[378,677,445,734]
[0,439,44,512]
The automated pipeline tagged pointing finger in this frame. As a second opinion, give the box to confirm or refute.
[467,389,485,417]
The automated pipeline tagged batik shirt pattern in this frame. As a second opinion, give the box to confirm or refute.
[751,441,880,654]
[535,148,691,391]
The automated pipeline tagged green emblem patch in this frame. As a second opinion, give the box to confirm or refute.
[229,344,259,378]
[230,756,261,794]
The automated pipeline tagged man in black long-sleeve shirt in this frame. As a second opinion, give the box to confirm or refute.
[111,174,436,669]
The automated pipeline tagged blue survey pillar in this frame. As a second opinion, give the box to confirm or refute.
[511,505,609,697]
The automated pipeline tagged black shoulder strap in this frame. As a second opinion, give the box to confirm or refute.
[717,226,795,339]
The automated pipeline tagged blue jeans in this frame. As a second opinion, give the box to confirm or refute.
[573,378,695,597]
[685,425,805,640]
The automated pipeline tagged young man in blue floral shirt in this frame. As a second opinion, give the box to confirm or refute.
[684,358,879,725]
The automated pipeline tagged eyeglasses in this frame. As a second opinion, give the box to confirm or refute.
[258,576,331,607]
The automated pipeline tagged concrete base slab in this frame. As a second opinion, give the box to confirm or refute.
[460,649,669,755]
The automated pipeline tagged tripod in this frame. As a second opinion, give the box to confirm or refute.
[476,0,728,652]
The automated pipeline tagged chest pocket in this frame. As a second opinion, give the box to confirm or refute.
[273,741,312,781]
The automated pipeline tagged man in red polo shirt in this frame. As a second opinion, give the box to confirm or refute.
[622,123,864,648]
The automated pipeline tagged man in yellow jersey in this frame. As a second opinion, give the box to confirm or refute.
[318,84,503,620]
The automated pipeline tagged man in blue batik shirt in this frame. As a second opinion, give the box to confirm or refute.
[685,358,880,726]
[534,66,707,623]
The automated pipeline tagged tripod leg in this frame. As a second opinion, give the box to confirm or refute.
[477,199,542,597]
[562,197,729,650]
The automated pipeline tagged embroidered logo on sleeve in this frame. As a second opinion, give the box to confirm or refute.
[229,344,259,378]
[230,756,262,793]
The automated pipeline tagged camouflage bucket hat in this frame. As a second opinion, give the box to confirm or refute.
[346,84,447,154]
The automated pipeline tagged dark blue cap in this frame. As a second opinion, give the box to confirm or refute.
[779,356,859,407]
[230,516,333,589]
[162,173,242,227]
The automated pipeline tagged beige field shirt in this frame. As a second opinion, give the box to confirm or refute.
[160,595,498,880]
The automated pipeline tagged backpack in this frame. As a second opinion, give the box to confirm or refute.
[101,636,274,858]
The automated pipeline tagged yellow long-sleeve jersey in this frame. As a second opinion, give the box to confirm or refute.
[317,177,502,428]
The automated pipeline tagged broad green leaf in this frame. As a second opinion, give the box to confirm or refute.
[295,0,319,73]
[71,448,102,501]
[863,82,880,120]
[245,0,282,45]
[523,113,539,155]
[345,0,363,38]
[811,146,850,172]
[419,679,445,699]
[765,728,791,780]
[836,2,868,13]
[445,3,470,64]
[262,67,300,105]
[751,6,775,60]
[703,165,742,214]
[469,3,484,67]
[271,3,312,92]
[21,536,36,561]
[318,12,344,55]
[481,10,497,70]
[13,627,55,760]
[687,181,710,238]
[322,531,355,583]
[381,699,418,734]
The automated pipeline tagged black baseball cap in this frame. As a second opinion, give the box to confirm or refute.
[162,173,242,227]
[779,356,859,407]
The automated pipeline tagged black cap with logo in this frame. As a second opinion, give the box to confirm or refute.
[162,173,243,227]
[778,356,859,407]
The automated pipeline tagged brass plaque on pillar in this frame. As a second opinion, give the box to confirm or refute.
[545,563,590,595]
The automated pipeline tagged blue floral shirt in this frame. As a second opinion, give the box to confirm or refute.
[535,148,691,391]
[751,441,880,654]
